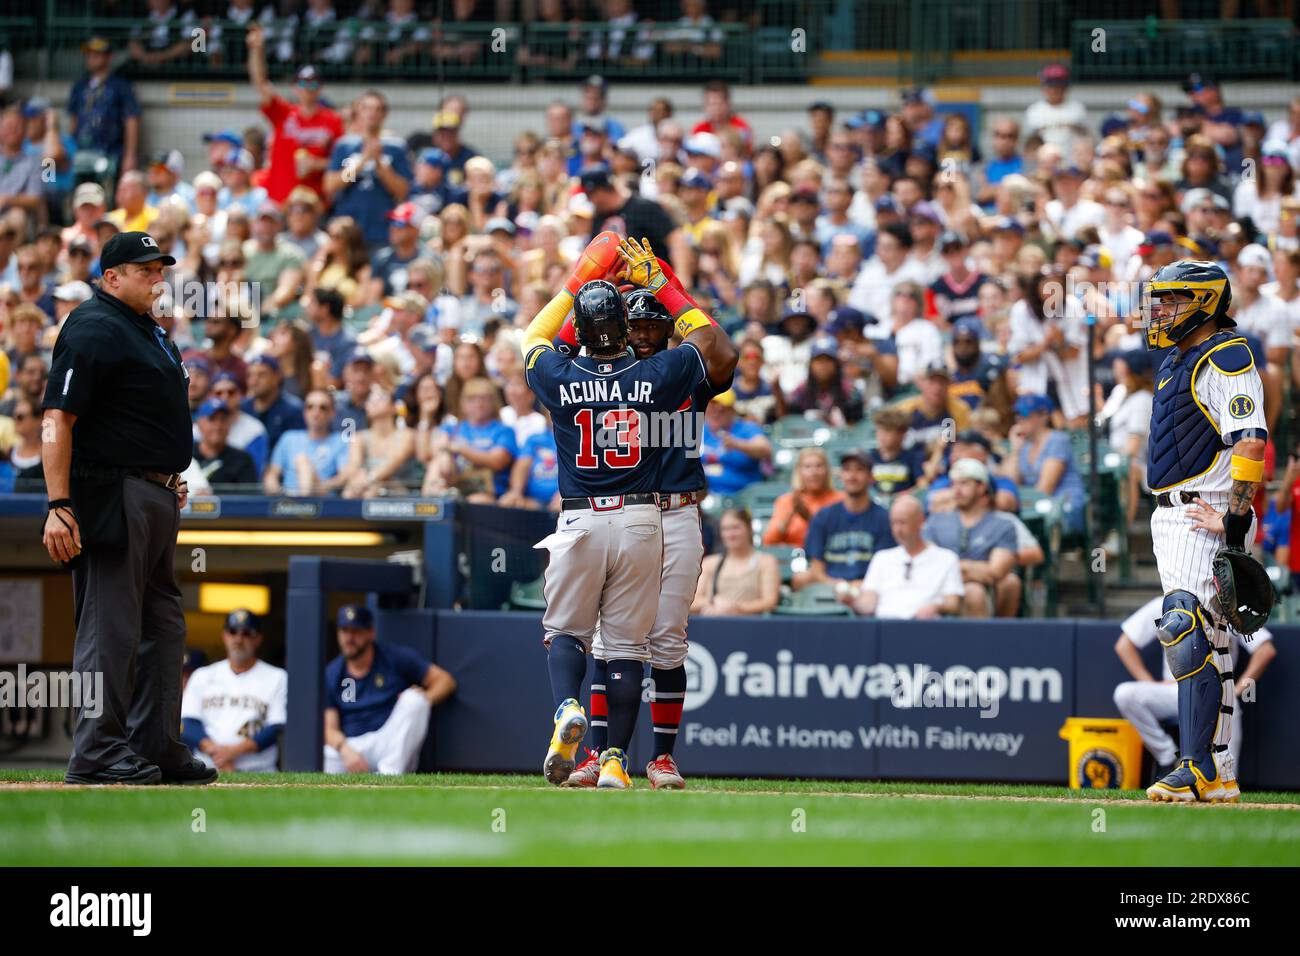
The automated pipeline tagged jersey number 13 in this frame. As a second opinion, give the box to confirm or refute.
[574,408,642,469]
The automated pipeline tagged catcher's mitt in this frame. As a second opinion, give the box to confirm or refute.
[1211,548,1274,635]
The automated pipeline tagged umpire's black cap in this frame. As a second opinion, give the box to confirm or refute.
[100,232,176,270]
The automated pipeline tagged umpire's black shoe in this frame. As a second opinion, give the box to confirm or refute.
[66,757,163,786]
[159,758,219,785]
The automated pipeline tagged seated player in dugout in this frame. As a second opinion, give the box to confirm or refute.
[519,233,737,791]
[323,604,457,775]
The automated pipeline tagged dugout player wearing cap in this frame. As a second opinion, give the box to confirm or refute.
[181,609,288,773]
[41,231,216,785]
[561,281,732,790]
[521,235,736,789]
[1141,260,1273,803]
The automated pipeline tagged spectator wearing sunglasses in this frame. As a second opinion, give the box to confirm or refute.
[180,609,287,773]
[847,495,962,618]
[264,388,350,496]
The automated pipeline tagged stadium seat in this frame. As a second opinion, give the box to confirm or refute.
[773,582,853,616]
[504,577,548,611]
[761,545,805,585]
[771,415,833,448]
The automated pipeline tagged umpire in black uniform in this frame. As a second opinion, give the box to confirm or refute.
[41,231,217,786]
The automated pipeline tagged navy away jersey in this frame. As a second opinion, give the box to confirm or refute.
[658,371,731,493]
[526,344,709,497]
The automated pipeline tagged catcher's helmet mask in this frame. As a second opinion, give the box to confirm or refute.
[573,279,629,357]
[1141,260,1233,351]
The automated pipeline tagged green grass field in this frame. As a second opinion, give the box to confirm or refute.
[2,770,1297,866]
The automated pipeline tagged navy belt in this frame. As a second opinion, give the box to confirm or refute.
[1155,490,1200,508]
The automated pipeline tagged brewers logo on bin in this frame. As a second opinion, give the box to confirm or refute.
[1060,718,1144,789]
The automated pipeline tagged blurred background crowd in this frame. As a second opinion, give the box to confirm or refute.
[4,2,1300,618]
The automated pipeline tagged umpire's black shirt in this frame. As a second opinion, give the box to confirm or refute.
[42,286,192,473]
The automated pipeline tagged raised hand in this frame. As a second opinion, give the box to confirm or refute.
[616,236,667,292]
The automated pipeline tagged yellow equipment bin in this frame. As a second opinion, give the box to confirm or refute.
[1059,717,1145,790]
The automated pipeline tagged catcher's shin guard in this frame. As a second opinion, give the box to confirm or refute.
[1155,591,1234,784]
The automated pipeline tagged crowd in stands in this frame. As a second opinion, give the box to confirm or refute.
[5,33,1300,617]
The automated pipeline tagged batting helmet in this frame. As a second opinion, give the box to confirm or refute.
[573,279,629,354]
[1142,260,1233,350]
[625,288,671,323]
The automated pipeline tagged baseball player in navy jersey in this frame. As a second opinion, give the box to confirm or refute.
[560,283,732,790]
[1140,260,1270,803]
[521,236,737,789]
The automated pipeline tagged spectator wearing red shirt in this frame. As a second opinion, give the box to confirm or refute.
[245,25,344,204]
[690,80,752,155]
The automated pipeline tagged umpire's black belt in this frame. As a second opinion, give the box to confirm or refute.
[73,461,182,491]
[561,493,660,512]
[127,469,183,491]
[1155,490,1201,508]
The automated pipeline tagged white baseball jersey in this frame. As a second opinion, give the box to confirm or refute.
[1155,348,1268,496]
[181,659,288,772]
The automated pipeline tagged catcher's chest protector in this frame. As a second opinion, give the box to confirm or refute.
[1147,332,1240,490]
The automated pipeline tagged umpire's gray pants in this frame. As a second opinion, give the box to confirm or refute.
[68,476,192,775]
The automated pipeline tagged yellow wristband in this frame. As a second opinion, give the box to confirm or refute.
[1230,454,1264,483]
[674,308,711,340]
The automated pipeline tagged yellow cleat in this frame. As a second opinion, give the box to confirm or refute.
[543,698,588,786]
[596,747,633,789]
[1147,759,1240,803]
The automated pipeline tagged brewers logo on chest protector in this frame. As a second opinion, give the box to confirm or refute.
[1147,332,1263,492]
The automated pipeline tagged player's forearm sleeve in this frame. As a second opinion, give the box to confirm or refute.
[656,257,703,311]
[180,718,208,750]
[557,313,579,350]
[521,288,574,356]
[252,723,284,751]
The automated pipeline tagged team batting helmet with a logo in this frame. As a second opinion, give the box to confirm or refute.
[573,279,629,353]
[1142,259,1233,350]
[624,288,672,323]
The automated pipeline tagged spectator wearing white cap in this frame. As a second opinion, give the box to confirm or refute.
[146,148,193,211]
[851,496,963,619]
[922,457,1020,618]
[50,280,92,329]
[62,182,106,254]
[216,147,268,220]
[1234,243,1289,372]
